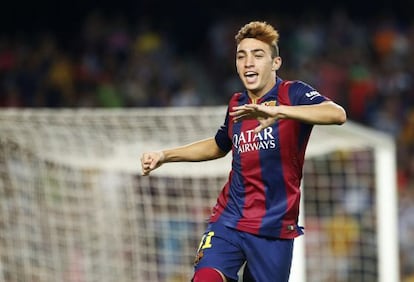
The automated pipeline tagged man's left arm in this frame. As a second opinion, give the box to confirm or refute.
[229,101,346,133]
[270,101,347,125]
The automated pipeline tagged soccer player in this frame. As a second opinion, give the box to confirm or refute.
[141,21,346,282]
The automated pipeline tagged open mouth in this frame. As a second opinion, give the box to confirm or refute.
[245,71,258,83]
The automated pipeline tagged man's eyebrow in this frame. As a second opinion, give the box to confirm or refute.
[236,48,266,54]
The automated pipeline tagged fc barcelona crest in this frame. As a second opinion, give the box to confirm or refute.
[262,100,277,106]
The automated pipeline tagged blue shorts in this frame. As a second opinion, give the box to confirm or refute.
[193,221,294,282]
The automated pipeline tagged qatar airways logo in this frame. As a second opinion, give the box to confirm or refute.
[233,127,277,154]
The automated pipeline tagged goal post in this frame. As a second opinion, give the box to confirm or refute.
[292,120,399,282]
[0,107,399,282]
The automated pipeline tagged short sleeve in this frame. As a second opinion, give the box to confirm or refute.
[214,109,232,153]
[289,81,329,106]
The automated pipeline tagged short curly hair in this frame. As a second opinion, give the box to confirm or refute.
[235,21,280,58]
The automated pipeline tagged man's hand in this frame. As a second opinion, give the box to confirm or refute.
[229,104,278,133]
[140,151,165,176]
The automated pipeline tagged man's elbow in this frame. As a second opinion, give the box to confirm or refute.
[321,101,347,125]
[334,106,347,125]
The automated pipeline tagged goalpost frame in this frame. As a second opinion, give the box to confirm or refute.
[290,121,400,282]
[375,140,399,282]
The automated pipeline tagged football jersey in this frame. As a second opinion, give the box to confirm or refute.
[211,77,328,239]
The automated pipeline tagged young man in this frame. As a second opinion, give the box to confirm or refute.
[141,21,346,282]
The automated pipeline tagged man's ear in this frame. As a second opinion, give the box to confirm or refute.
[272,57,282,71]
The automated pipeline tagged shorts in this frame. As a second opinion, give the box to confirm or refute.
[193,221,294,282]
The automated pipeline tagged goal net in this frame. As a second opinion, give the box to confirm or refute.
[0,107,398,282]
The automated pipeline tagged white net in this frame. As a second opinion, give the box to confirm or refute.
[303,149,377,281]
[0,107,398,282]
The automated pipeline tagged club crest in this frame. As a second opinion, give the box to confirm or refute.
[262,100,276,106]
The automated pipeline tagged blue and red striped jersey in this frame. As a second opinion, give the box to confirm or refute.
[211,77,329,239]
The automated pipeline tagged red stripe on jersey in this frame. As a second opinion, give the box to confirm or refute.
[210,175,232,222]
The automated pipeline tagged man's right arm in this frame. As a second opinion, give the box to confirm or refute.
[141,137,227,176]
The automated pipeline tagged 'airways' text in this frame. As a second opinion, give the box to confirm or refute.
[232,127,277,153]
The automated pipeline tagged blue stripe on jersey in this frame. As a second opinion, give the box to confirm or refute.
[230,93,249,225]
[258,124,286,236]
[258,80,291,236]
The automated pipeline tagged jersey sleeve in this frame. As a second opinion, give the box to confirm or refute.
[214,108,232,153]
[289,80,330,106]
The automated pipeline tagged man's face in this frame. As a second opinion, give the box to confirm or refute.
[236,38,281,98]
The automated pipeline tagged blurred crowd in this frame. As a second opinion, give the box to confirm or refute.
[1,7,414,281]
